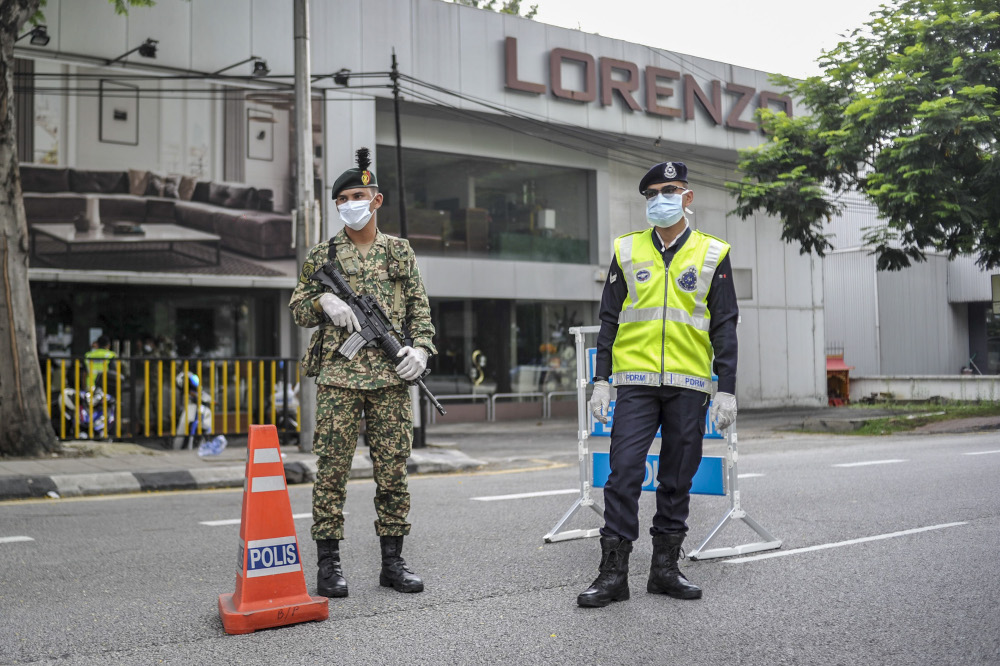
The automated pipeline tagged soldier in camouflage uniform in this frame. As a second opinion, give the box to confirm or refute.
[288,148,436,598]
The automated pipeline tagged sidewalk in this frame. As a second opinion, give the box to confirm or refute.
[1,405,992,501]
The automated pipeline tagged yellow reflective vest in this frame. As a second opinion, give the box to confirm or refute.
[611,228,730,394]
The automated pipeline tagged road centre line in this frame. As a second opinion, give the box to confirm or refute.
[963,450,1000,456]
[201,512,313,526]
[0,536,34,544]
[833,459,906,468]
[726,522,967,564]
[471,489,579,502]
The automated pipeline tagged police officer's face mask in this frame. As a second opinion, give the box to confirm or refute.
[338,199,374,230]
[646,190,688,228]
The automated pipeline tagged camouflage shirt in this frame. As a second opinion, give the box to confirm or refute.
[289,229,437,390]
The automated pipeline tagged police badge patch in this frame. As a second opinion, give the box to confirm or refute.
[676,265,698,292]
[664,163,677,179]
[635,269,651,283]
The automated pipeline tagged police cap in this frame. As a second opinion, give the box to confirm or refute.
[638,161,688,193]
[332,147,378,199]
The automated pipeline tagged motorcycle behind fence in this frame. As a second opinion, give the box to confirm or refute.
[166,370,227,456]
[56,375,116,440]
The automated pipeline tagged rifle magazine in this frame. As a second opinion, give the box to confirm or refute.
[338,332,367,359]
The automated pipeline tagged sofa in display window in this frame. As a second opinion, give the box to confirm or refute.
[20,164,293,260]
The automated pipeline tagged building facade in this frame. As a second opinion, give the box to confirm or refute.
[823,192,1000,378]
[18,0,831,409]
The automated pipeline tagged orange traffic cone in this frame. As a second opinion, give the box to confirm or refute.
[218,424,328,634]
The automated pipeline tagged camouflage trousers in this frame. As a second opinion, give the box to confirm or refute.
[311,383,412,541]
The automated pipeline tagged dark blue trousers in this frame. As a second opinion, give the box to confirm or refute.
[600,385,709,542]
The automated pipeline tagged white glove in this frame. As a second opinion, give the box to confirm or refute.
[710,392,737,430]
[395,346,428,381]
[318,293,360,333]
[591,380,611,424]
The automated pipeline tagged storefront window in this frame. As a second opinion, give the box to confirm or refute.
[425,297,595,395]
[31,283,277,359]
[376,146,594,264]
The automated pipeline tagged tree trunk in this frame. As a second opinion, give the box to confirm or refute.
[0,0,59,457]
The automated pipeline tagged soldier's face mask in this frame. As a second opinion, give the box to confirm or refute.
[339,198,374,230]
[646,190,688,227]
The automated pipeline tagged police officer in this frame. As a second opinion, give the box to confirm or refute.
[577,161,738,608]
[84,335,117,390]
[288,148,436,598]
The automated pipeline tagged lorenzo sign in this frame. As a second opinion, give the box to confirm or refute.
[504,37,792,132]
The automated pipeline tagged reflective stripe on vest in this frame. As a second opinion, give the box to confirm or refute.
[611,229,729,393]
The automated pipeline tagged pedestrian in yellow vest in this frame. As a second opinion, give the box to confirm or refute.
[578,161,739,608]
[84,335,117,390]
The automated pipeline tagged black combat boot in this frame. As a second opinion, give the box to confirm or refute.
[316,539,348,598]
[379,536,424,593]
[576,536,633,608]
[647,533,702,599]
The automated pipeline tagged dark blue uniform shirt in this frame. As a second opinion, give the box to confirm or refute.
[594,226,739,394]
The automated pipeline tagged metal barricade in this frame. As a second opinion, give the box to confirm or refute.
[428,393,492,424]
[489,392,545,422]
[543,390,577,419]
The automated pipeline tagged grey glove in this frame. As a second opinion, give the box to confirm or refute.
[318,293,360,333]
[591,380,611,424]
[710,391,737,430]
[395,346,428,381]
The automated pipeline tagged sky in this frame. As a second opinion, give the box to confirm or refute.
[529,0,889,79]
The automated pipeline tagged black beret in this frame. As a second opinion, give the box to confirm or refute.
[332,147,379,199]
[638,161,688,193]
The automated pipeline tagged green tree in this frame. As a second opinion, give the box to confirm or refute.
[0,0,154,457]
[453,0,538,19]
[728,0,1000,271]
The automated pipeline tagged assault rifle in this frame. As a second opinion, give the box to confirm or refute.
[311,262,446,415]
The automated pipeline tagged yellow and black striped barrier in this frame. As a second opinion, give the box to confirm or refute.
[41,356,301,442]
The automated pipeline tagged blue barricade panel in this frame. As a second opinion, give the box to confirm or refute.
[592,452,726,496]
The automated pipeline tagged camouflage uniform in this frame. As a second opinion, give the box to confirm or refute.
[289,228,436,541]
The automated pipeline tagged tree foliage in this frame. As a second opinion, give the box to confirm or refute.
[453,0,538,19]
[728,0,1000,270]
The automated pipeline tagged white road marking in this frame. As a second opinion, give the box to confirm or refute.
[963,450,1000,456]
[726,522,967,564]
[0,536,34,544]
[200,512,314,526]
[737,473,764,478]
[471,488,580,502]
[833,459,906,468]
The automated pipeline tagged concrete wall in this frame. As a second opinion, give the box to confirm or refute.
[852,376,1000,402]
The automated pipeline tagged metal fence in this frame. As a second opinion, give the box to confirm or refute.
[41,356,301,443]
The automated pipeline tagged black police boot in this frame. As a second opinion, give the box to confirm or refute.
[316,539,348,598]
[576,536,633,608]
[379,536,424,593]
[647,533,702,599]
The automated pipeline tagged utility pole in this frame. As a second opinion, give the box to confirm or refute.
[293,0,316,451]
[389,50,427,448]
[390,50,408,240]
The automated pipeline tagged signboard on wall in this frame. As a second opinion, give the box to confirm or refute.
[504,37,793,132]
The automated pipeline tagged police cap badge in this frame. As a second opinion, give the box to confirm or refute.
[332,147,379,199]
[638,161,688,193]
